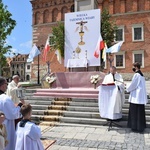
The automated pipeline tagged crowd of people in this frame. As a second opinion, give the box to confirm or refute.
[0,75,44,150]
[0,62,148,149]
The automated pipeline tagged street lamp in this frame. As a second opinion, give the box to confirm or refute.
[46,61,50,74]
[37,45,44,84]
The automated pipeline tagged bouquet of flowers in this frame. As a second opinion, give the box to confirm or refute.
[90,74,101,84]
[46,76,56,84]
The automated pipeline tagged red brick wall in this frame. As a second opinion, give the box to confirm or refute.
[30,0,150,80]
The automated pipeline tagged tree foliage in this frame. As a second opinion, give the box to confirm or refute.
[51,22,64,57]
[101,8,117,47]
[0,0,16,75]
[0,0,16,57]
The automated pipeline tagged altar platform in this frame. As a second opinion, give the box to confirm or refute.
[34,72,105,99]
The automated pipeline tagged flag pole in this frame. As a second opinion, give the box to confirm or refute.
[37,45,44,84]
[37,54,40,84]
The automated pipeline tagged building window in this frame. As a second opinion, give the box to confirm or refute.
[115,26,124,42]
[43,10,49,23]
[26,75,30,81]
[17,64,19,68]
[132,50,144,68]
[52,8,58,22]
[114,51,125,68]
[21,64,24,69]
[35,12,40,25]
[21,71,23,76]
[70,4,74,12]
[49,35,54,46]
[61,7,68,21]
[27,65,30,70]
[132,24,144,41]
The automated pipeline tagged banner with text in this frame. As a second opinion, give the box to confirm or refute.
[64,9,101,67]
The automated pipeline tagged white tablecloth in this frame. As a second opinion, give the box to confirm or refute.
[98,85,122,120]
[67,59,88,68]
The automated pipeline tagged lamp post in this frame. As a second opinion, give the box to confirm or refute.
[37,45,44,84]
[46,61,50,74]
[37,54,40,84]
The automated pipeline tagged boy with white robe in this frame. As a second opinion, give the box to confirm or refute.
[0,113,7,150]
[0,76,24,150]
[15,104,44,150]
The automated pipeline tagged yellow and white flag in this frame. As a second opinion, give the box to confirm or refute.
[102,42,108,62]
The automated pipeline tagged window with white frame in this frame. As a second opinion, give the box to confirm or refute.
[115,26,124,42]
[49,34,54,46]
[132,24,144,41]
[27,65,30,70]
[114,51,125,68]
[132,50,144,68]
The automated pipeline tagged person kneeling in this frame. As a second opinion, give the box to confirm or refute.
[15,104,44,150]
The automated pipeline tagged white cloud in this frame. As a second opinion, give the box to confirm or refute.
[20,40,32,49]
[11,36,16,42]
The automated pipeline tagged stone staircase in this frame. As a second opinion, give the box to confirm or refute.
[24,88,150,128]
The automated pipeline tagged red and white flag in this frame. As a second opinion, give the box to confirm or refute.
[94,34,105,58]
[42,37,50,62]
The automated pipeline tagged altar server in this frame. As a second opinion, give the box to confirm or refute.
[0,76,23,150]
[15,104,44,150]
[126,62,147,132]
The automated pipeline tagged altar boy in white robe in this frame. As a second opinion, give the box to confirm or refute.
[15,104,44,150]
[126,62,147,132]
[0,76,24,150]
[102,66,125,118]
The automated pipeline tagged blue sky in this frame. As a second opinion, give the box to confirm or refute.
[3,0,32,56]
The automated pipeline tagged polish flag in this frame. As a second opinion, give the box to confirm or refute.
[94,34,105,58]
[42,37,50,62]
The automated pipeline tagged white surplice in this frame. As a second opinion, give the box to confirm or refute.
[126,73,147,105]
[15,121,44,150]
[6,80,20,104]
[98,72,125,119]
[0,94,21,150]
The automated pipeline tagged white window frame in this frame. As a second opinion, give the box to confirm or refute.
[49,34,54,46]
[115,25,125,42]
[132,24,144,42]
[114,51,125,69]
[132,50,144,68]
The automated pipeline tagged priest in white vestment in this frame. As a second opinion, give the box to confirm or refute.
[0,76,24,150]
[99,66,125,120]
[6,75,23,104]
[15,104,44,150]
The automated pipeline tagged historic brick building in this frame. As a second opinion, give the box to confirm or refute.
[9,54,31,81]
[30,0,150,80]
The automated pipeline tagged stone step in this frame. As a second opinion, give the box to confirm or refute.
[26,100,52,105]
[35,88,99,94]
[25,96,53,101]
[32,110,64,116]
[66,106,98,112]
[34,92,98,99]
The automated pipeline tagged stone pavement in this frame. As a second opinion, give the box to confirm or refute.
[41,124,150,150]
